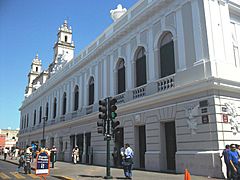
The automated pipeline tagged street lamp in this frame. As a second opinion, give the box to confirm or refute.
[41,116,47,148]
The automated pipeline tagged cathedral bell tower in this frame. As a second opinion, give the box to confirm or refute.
[48,20,75,76]
[53,20,75,63]
[25,54,42,97]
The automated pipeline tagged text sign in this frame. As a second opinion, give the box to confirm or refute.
[36,151,50,176]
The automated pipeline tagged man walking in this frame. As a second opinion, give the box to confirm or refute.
[229,144,240,180]
[123,143,134,179]
[72,146,79,164]
[3,147,9,161]
[221,144,230,179]
[50,145,57,168]
[24,147,32,174]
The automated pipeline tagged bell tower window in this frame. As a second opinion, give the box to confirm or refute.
[36,67,38,72]
[65,36,68,42]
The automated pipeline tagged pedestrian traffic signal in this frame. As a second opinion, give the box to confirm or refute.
[99,99,107,120]
[108,97,117,119]
[111,119,120,136]
[97,119,105,134]
[111,120,120,129]
[98,99,107,134]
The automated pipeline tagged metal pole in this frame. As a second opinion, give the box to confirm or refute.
[105,134,111,179]
[105,97,112,179]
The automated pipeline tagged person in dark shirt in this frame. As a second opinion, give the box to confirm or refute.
[17,153,25,172]
[221,145,230,179]
[229,144,239,180]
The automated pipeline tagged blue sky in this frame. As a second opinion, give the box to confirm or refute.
[0,0,138,129]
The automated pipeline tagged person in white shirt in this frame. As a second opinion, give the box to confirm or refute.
[123,143,134,179]
[3,148,9,161]
[13,148,19,160]
[72,146,79,164]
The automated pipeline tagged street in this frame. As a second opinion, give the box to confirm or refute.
[0,155,222,180]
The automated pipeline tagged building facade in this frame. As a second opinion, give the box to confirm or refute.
[0,129,19,151]
[18,0,240,178]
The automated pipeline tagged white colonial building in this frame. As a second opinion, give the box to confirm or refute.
[18,0,240,178]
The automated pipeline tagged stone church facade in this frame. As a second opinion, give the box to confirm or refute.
[18,0,240,178]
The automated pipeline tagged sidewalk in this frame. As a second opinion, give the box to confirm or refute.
[1,155,221,180]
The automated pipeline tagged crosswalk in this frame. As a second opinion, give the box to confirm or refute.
[0,172,39,179]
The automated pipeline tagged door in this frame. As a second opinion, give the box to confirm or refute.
[139,126,146,169]
[76,134,84,163]
[70,135,75,151]
[165,122,176,170]
[85,133,91,164]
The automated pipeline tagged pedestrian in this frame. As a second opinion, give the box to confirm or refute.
[50,145,57,168]
[3,147,9,161]
[45,147,51,156]
[236,144,240,157]
[24,146,32,174]
[31,143,37,160]
[17,152,25,172]
[221,144,231,179]
[112,147,119,167]
[122,143,134,179]
[228,144,240,180]
[72,146,79,164]
[14,147,19,160]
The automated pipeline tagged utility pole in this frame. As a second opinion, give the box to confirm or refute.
[105,97,112,179]
[98,96,118,179]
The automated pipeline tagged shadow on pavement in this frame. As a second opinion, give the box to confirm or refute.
[78,175,129,179]
[78,174,103,178]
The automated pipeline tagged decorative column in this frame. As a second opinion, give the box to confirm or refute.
[148,27,156,81]
[176,8,186,70]
[109,54,114,96]
[126,43,133,90]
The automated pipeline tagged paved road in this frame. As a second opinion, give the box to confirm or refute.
[1,155,222,180]
[0,160,59,180]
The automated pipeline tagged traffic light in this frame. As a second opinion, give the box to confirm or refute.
[108,97,120,134]
[97,119,105,134]
[108,97,117,119]
[99,99,107,119]
[98,99,107,134]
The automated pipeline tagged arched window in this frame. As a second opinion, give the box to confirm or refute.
[53,98,57,119]
[159,32,175,78]
[65,35,68,42]
[39,106,42,124]
[62,92,67,115]
[45,103,49,120]
[33,110,36,126]
[135,47,147,87]
[88,77,94,105]
[117,59,126,94]
[74,85,79,111]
